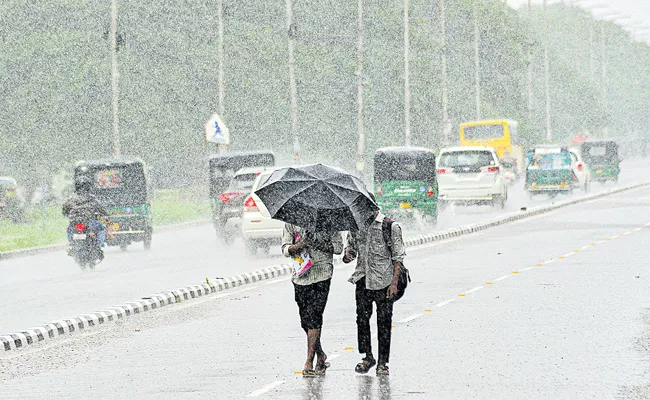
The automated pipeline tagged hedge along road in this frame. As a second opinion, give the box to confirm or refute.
[0,158,648,335]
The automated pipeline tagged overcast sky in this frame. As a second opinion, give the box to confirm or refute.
[507,0,650,44]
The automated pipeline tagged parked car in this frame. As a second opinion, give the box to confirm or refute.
[218,167,266,245]
[241,167,285,255]
[436,146,507,208]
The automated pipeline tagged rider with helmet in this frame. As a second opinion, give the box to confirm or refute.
[62,176,108,258]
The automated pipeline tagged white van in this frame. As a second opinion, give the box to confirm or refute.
[436,146,508,208]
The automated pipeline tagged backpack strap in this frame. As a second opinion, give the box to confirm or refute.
[381,217,394,256]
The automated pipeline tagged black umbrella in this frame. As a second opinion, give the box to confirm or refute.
[254,163,378,232]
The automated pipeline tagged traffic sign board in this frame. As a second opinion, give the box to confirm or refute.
[205,113,230,145]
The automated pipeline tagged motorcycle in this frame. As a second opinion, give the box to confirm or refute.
[68,222,103,269]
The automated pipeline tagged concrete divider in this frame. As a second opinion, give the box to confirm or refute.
[2,182,648,354]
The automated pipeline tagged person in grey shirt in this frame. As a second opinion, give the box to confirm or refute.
[282,223,343,377]
[344,210,406,376]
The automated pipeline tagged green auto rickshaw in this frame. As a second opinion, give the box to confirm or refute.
[374,147,438,226]
[74,158,152,250]
[580,140,620,183]
[525,147,575,198]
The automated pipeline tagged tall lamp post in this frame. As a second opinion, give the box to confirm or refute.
[110,0,120,156]
[286,0,300,163]
[404,0,411,146]
[356,0,365,173]
[440,0,450,145]
[473,2,481,120]
[543,0,551,142]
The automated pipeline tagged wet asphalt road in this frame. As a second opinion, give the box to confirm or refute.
[1,160,649,335]
[1,176,650,399]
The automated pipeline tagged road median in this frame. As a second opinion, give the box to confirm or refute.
[2,181,648,354]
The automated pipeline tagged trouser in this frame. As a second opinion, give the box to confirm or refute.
[356,277,394,365]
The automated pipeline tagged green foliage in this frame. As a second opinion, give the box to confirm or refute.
[0,0,648,191]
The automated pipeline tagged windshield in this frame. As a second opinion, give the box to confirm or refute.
[80,165,148,206]
[463,124,505,140]
[527,153,571,170]
[438,151,495,168]
[227,173,258,192]
[374,152,436,183]
[581,143,618,163]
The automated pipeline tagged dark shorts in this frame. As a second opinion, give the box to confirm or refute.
[293,278,332,332]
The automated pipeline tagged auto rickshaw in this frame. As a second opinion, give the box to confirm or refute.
[374,147,438,226]
[525,147,575,198]
[74,158,152,250]
[208,151,275,243]
[580,140,620,183]
[0,177,24,223]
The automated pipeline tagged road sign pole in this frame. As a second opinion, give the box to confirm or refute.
[111,0,120,156]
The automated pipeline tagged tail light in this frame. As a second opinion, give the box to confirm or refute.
[244,196,259,213]
[74,223,87,231]
[219,191,241,203]
[436,168,448,175]
[426,187,434,197]
[483,166,499,173]
[577,163,583,172]
[376,186,382,197]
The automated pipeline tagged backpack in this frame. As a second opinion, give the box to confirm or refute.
[381,217,411,302]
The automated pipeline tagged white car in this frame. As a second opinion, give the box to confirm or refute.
[436,146,508,208]
[241,167,285,255]
[569,147,591,192]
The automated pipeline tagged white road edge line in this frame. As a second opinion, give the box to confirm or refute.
[398,314,422,323]
[519,267,534,272]
[493,275,511,282]
[543,259,556,264]
[247,381,285,397]
[435,299,455,308]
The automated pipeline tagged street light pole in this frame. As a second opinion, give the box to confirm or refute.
[217,0,225,118]
[356,0,365,173]
[110,0,120,156]
[527,0,533,122]
[440,0,450,145]
[286,0,300,163]
[600,21,608,138]
[404,0,411,146]
[543,0,551,141]
[473,2,481,120]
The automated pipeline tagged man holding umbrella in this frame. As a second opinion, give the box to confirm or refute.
[343,203,406,376]
[282,225,343,376]
[255,163,380,376]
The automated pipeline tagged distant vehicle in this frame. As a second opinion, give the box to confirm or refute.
[209,151,275,244]
[437,146,507,208]
[568,147,591,192]
[580,140,620,183]
[218,167,267,245]
[74,158,152,250]
[459,119,525,175]
[525,147,574,198]
[241,167,285,255]
[0,177,24,223]
[373,147,438,226]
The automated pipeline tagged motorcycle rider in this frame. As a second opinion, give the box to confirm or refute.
[62,176,108,260]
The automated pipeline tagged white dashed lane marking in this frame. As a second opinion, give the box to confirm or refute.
[435,299,456,308]
[247,381,285,397]
[398,314,422,323]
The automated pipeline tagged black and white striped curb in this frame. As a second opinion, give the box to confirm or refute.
[2,181,648,354]
[402,181,650,247]
[1,265,293,354]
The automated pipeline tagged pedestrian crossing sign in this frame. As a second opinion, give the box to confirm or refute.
[205,113,230,145]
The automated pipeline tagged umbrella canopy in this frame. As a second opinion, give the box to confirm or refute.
[254,163,378,232]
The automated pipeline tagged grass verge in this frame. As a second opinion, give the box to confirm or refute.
[0,191,211,252]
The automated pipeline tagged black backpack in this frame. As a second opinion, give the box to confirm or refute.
[381,218,411,302]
